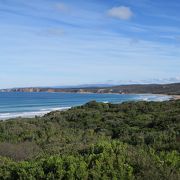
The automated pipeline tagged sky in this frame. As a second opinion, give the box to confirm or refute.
[0,0,180,88]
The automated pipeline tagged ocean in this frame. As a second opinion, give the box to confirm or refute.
[0,92,171,120]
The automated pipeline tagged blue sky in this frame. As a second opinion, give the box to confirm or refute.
[0,0,180,88]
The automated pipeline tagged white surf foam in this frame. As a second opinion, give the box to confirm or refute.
[0,107,71,120]
[103,101,109,103]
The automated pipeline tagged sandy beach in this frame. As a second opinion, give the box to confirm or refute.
[171,95,180,100]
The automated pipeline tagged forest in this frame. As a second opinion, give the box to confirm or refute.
[0,100,180,179]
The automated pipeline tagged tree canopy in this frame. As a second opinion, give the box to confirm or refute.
[0,100,180,179]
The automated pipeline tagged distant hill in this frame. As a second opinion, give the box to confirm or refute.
[50,83,115,88]
[1,83,180,95]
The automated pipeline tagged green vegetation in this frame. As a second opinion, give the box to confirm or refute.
[0,100,180,179]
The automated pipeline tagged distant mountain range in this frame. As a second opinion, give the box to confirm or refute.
[1,83,180,95]
[48,84,116,88]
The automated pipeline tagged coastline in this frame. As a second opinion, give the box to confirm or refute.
[171,95,180,100]
[0,93,177,121]
[0,107,71,121]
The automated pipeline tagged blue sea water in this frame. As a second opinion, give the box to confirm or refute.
[0,92,171,120]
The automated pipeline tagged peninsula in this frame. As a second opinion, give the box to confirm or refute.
[1,83,180,96]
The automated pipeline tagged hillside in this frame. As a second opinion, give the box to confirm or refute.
[0,100,179,179]
[1,83,180,95]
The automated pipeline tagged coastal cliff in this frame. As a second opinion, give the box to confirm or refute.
[1,83,180,95]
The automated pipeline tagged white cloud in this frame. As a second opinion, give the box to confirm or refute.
[108,6,133,20]
[115,77,180,85]
[139,77,180,84]
[56,3,68,12]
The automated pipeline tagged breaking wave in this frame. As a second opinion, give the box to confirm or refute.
[0,107,71,120]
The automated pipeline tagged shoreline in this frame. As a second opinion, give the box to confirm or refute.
[0,107,71,121]
[0,90,177,97]
[171,95,180,100]
[0,93,178,121]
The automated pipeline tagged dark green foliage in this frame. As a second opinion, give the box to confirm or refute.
[0,100,180,179]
